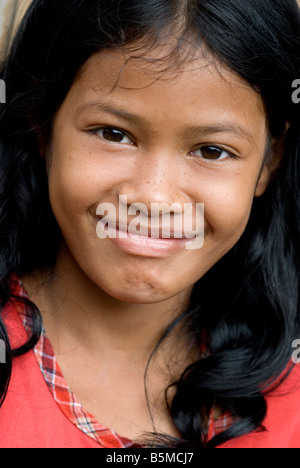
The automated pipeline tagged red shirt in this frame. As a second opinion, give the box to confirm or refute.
[1,279,300,448]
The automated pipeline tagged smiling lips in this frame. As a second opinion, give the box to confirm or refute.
[110,226,191,257]
[98,220,195,257]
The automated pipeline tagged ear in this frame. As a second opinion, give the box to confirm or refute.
[254,136,285,198]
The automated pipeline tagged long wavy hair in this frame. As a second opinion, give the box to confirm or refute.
[0,0,300,448]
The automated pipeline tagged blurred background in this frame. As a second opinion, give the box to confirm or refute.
[0,0,30,58]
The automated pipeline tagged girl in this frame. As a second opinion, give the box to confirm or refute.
[0,0,299,449]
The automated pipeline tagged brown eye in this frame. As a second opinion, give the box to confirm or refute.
[96,127,133,144]
[190,145,237,161]
[190,145,237,162]
[201,146,223,159]
[198,146,229,160]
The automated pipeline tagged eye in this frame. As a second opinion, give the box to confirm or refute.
[191,146,236,161]
[93,127,133,145]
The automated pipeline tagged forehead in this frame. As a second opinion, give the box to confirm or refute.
[76,44,255,92]
[65,45,267,134]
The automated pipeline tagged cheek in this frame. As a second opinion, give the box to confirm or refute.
[199,169,258,244]
[48,151,110,220]
[208,198,253,241]
[49,168,87,224]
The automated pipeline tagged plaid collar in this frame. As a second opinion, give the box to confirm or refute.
[12,276,135,448]
[11,276,231,447]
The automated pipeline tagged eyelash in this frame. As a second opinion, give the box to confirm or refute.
[90,127,134,145]
[89,126,239,162]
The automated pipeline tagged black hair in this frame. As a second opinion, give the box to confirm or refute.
[0,0,300,448]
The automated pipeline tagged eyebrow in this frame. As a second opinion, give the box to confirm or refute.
[76,101,255,143]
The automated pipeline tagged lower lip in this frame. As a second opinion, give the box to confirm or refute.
[108,227,189,257]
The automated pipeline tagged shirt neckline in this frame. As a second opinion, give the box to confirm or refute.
[11,275,136,448]
[11,274,230,447]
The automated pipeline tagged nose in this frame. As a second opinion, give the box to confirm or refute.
[118,152,190,217]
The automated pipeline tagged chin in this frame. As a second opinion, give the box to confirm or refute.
[102,283,174,304]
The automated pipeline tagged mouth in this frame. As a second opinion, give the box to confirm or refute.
[96,218,196,257]
[97,217,196,240]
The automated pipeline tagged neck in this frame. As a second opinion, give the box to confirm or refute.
[23,244,194,367]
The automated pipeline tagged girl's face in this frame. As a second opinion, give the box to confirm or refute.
[47,47,274,304]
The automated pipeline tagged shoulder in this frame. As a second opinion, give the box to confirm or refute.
[220,364,300,448]
[0,282,100,448]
